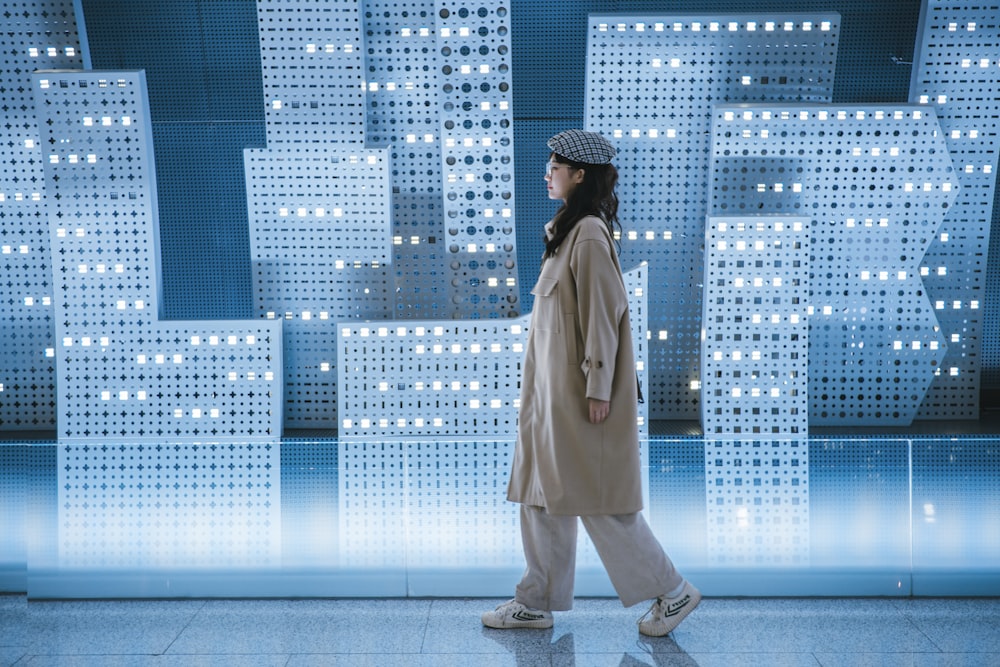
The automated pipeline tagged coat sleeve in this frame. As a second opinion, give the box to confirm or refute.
[569,224,627,402]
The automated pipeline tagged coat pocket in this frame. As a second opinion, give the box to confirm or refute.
[530,277,561,333]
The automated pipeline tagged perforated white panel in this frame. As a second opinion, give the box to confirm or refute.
[338,265,648,439]
[910,1,1000,418]
[248,0,521,427]
[245,148,393,428]
[710,104,956,426]
[585,14,841,419]
[705,439,809,566]
[363,0,449,317]
[257,0,367,148]
[0,0,83,430]
[701,217,809,436]
[58,442,280,568]
[33,70,283,442]
[337,439,629,571]
[435,2,519,317]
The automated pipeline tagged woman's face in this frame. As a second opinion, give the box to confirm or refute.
[545,159,584,202]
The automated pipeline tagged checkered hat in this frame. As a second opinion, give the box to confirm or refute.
[547,129,617,165]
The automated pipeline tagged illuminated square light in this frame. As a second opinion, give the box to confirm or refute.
[659,331,668,341]
[174,409,184,418]
[342,419,353,429]
[414,418,425,427]
[470,399,481,409]
[731,387,742,397]
[432,418,443,428]
[138,391,147,401]
[415,344,426,354]
[211,409,219,418]
[320,362,331,372]
[192,408,202,419]
[361,419,371,428]
[433,344,443,354]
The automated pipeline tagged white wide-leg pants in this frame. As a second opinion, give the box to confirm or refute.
[514,504,684,611]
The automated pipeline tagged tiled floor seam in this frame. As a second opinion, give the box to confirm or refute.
[160,599,208,657]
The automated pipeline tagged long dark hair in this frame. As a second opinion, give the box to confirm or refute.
[544,152,621,259]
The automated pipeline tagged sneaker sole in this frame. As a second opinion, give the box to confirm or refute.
[638,587,702,637]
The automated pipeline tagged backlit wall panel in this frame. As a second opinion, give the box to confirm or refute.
[338,264,648,439]
[701,217,809,436]
[33,70,283,442]
[705,439,810,566]
[0,0,83,430]
[709,104,956,426]
[435,2,519,319]
[246,148,393,428]
[910,0,1000,419]
[257,0,367,148]
[58,442,280,569]
[585,14,841,419]
[363,0,448,318]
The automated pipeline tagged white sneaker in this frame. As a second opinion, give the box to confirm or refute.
[637,581,701,637]
[481,599,554,629]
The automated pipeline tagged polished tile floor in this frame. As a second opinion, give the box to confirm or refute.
[2,594,999,666]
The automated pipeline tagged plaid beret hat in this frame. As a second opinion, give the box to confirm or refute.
[547,129,617,165]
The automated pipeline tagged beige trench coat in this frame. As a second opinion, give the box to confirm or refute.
[507,215,642,516]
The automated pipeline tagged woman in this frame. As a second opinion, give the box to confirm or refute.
[481,129,699,637]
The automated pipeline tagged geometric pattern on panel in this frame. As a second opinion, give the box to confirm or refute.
[705,439,809,566]
[363,0,449,318]
[245,149,393,428]
[58,443,280,569]
[710,105,957,426]
[0,0,83,430]
[337,265,648,439]
[585,14,841,420]
[253,0,519,321]
[701,217,809,437]
[33,70,282,442]
[434,1,519,319]
[909,1,1000,419]
[337,440,605,570]
[257,0,367,148]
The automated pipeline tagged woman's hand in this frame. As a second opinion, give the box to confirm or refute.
[588,399,610,424]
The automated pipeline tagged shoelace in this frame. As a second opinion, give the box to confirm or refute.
[636,597,665,626]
